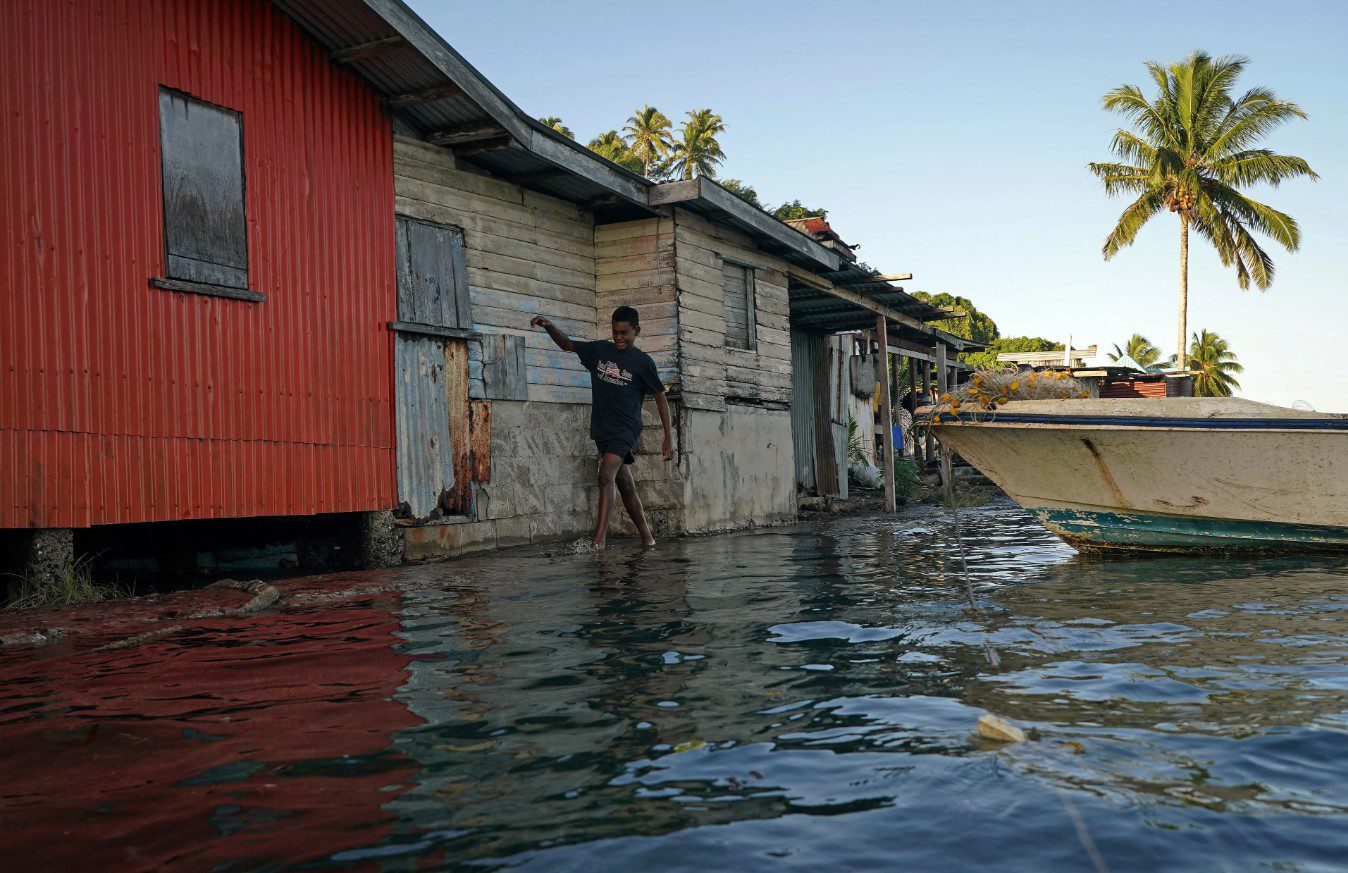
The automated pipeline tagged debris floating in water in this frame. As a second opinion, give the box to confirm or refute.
[976,713,1027,743]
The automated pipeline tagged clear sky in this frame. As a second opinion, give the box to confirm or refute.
[409,0,1348,410]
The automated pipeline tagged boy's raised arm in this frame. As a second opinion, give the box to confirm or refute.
[531,315,574,352]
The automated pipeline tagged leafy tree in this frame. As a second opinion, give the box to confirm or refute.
[912,292,999,348]
[720,178,763,208]
[668,108,727,180]
[1188,329,1243,396]
[773,200,828,221]
[1089,51,1316,368]
[538,116,574,139]
[1108,333,1163,368]
[963,337,1063,370]
[587,130,644,173]
[623,105,675,178]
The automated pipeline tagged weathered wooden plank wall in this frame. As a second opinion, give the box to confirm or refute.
[393,136,598,405]
[594,217,680,389]
[672,209,793,410]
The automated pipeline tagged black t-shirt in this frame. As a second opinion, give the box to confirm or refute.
[573,340,664,446]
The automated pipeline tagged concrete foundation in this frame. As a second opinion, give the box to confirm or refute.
[13,529,74,599]
[358,510,403,569]
[682,403,796,534]
[403,398,798,559]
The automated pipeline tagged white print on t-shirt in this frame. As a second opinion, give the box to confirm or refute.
[597,360,633,388]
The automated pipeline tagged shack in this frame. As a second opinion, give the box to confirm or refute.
[1,0,409,585]
[781,217,980,503]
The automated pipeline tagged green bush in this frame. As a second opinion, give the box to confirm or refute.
[894,458,921,503]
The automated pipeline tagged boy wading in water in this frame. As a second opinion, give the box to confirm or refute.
[531,306,673,549]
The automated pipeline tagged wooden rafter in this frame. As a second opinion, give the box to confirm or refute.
[329,35,405,63]
[385,83,466,108]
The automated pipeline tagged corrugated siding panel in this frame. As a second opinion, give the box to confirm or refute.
[790,331,819,491]
[0,0,397,527]
[1101,380,1168,399]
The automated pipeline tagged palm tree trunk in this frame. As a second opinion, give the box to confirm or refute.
[1176,215,1190,370]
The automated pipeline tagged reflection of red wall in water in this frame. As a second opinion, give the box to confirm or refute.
[0,608,420,870]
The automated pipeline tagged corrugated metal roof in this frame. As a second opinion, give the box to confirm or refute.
[269,0,654,218]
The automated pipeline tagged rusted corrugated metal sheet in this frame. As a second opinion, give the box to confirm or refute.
[394,336,455,518]
[1101,380,1168,399]
[0,0,397,528]
[469,400,492,483]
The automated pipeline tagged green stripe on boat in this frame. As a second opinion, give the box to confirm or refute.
[1036,507,1348,553]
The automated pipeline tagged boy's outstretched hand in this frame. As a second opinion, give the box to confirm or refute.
[662,436,674,462]
[533,315,573,352]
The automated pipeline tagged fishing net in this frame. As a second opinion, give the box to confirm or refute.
[923,367,1089,423]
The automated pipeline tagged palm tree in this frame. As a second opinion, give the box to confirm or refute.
[587,130,643,173]
[1108,333,1163,368]
[1188,329,1243,396]
[623,106,674,178]
[1089,51,1316,368]
[668,108,726,180]
[538,116,574,139]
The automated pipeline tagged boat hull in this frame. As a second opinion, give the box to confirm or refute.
[931,400,1348,554]
[1032,503,1348,554]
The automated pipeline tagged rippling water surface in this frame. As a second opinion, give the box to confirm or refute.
[3,500,1347,870]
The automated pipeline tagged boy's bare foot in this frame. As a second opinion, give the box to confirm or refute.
[640,538,656,548]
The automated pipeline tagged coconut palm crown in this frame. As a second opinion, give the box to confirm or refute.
[1188,329,1243,396]
[538,116,574,140]
[623,106,674,178]
[1089,51,1316,367]
[669,108,726,180]
[587,130,643,174]
[1108,333,1163,369]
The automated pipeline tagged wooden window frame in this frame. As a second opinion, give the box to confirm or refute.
[721,257,758,353]
[151,87,261,302]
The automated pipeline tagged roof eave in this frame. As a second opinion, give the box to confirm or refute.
[650,177,843,274]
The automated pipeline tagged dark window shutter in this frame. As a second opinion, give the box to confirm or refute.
[483,333,528,401]
[722,262,756,350]
[395,216,472,330]
[158,89,248,289]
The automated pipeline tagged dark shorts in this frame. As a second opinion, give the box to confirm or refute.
[595,439,636,465]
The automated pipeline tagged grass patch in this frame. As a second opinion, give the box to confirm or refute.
[4,555,129,610]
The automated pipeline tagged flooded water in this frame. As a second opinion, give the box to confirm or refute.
[3,500,1347,871]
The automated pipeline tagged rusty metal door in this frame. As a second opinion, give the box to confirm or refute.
[392,216,473,518]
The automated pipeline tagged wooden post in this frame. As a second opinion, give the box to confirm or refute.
[921,359,933,466]
[876,314,896,512]
[906,355,918,460]
[935,343,948,395]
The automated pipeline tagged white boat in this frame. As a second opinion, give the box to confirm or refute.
[930,398,1348,553]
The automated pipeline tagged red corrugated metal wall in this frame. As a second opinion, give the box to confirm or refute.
[1,0,397,528]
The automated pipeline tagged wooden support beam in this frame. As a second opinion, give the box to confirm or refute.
[427,123,510,146]
[877,314,896,512]
[585,194,624,209]
[330,35,406,64]
[511,168,570,185]
[449,134,515,156]
[936,344,949,395]
[384,83,466,108]
[834,273,912,286]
